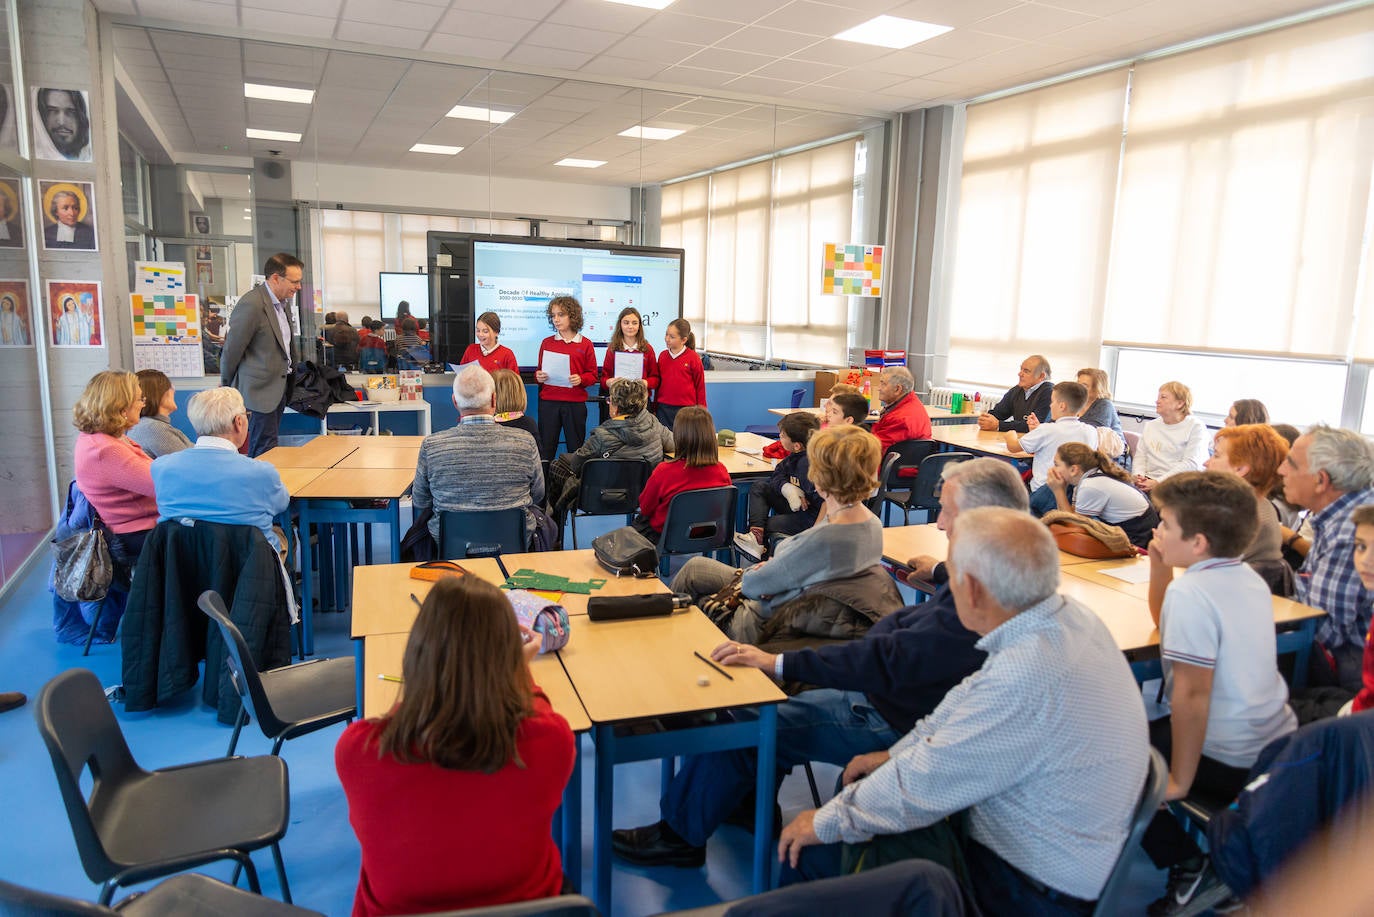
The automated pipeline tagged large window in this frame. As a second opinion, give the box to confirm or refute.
[660,137,864,366]
[944,6,1374,426]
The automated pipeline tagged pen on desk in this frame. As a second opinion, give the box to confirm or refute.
[409,592,421,608]
[377,674,403,684]
[694,650,734,681]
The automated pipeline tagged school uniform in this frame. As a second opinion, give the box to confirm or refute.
[655,346,706,429]
[461,342,520,374]
[1072,469,1159,548]
[536,333,598,461]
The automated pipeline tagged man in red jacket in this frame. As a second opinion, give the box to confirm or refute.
[870,366,932,453]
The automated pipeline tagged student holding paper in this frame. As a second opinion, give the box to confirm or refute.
[460,311,520,374]
[655,317,706,429]
[534,296,598,461]
[601,306,658,391]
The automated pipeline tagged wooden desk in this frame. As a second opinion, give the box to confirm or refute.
[356,435,426,448]
[363,631,588,730]
[719,431,779,479]
[929,424,1031,460]
[274,467,327,496]
[560,607,786,909]
[334,446,421,470]
[258,437,358,469]
[880,523,1096,569]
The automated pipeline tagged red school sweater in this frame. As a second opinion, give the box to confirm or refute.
[335,690,575,917]
[537,334,598,402]
[602,343,660,391]
[656,347,706,408]
[461,343,521,374]
[637,459,732,532]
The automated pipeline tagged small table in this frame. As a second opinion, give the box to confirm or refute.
[258,437,358,469]
[334,446,421,470]
[768,405,979,426]
[559,607,786,910]
[929,424,1031,460]
[288,399,433,435]
[880,523,1098,570]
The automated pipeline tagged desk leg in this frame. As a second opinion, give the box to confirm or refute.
[389,500,402,563]
[353,637,364,714]
[298,501,315,656]
[593,723,615,912]
[562,735,583,888]
[753,704,778,894]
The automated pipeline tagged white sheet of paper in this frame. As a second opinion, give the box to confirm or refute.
[1102,563,1152,584]
[542,351,572,387]
[614,351,642,381]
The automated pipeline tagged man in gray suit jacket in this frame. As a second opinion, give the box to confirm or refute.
[220,252,304,456]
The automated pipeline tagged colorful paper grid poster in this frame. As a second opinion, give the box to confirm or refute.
[821,243,883,297]
[131,293,201,343]
[134,261,186,297]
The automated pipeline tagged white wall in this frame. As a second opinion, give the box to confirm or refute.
[292,162,631,224]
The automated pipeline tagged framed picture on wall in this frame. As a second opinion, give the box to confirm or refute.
[196,263,213,285]
[0,279,32,346]
[32,87,92,162]
[195,244,211,262]
[38,180,97,252]
[0,177,23,249]
[47,280,102,347]
[191,212,210,235]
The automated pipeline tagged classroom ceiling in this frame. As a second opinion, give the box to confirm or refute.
[103,0,1338,186]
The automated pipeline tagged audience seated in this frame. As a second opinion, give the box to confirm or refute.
[358,320,387,371]
[1205,424,1293,595]
[630,405,730,542]
[412,364,545,546]
[1134,381,1210,492]
[1142,471,1297,915]
[72,370,159,595]
[822,392,869,428]
[336,576,575,917]
[742,411,821,556]
[126,369,191,459]
[976,353,1053,433]
[1295,506,1374,721]
[150,387,289,552]
[1046,442,1158,548]
[612,457,1028,871]
[1278,425,1374,691]
[491,368,539,441]
[1077,367,1129,470]
[396,316,424,353]
[869,366,932,452]
[331,311,359,369]
[774,507,1149,916]
[1226,399,1269,426]
[1006,380,1097,516]
[672,426,884,644]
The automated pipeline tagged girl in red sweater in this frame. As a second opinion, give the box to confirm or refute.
[655,317,706,430]
[534,296,598,461]
[460,310,520,374]
[632,406,731,540]
[602,306,659,393]
[336,576,575,917]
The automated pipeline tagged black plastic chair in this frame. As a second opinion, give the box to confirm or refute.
[871,439,939,526]
[33,669,293,905]
[0,874,323,916]
[569,459,653,549]
[903,452,975,525]
[438,508,527,564]
[198,590,356,758]
[656,485,738,576]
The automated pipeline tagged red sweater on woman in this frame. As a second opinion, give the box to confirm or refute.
[461,343,521,374]
[73,432,158,533]
[637,459,731,532]
[602,344,659,392]
[656,347,706,408]
[537,334,598,403]
[335,690,575,917]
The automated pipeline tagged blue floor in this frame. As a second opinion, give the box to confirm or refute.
[0,515,1173,916]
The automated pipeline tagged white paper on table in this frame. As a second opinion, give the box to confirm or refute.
[1102,563,1152,584]
[613,351,643,381]
[542,351,572,387]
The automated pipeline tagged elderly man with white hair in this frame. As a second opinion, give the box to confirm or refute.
[776,507,1149,916]
[870,366,932,453]
[412,363,545,544]
[1279,424,1374,690]
[149,386,289,550]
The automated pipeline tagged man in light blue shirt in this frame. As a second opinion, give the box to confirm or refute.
[778,507,1149,915]
[151,386,289,551]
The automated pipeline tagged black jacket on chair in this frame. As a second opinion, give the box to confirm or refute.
[122,519,292,722]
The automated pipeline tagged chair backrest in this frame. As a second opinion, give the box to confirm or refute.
[0,878,115,916]
[878,439,939,493]
[1093,747,1168,916]
[790,388,806,409]
[34,668,144,884]
[438,508,526,560]
[417,894,602,917]
[198,589,286,738]
[658,486,738,556]
[909,452,974,512]
[577,459,652,516]
[359,346,387,373]
[1123,429,1141,455]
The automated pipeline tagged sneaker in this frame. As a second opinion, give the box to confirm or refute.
[1147,859,1235,917]
[734,531,764,561]
[611,821,706,868]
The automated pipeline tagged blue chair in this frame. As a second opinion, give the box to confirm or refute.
[656,485,738,576]
[744,389,808,436]
[438,508,526,563]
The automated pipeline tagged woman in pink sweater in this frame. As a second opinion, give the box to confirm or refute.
[72,371,158,581]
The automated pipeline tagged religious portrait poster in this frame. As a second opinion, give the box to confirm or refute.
[39,180,98,253]
[47,279,102,347]
[0,279,33,346]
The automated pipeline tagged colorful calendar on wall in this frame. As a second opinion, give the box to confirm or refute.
[821,243,883,297]
[131,261,204,376]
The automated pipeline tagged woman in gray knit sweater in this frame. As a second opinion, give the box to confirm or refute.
[671,424,885,644]
[126,369,191,458]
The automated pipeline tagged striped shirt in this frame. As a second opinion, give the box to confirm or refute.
[813,593,1149,901]
[413,415,546,541]
[1298,487,1374,650]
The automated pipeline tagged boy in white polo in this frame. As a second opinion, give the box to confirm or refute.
[1142,470,1297,915]
[1006,380,1097,516]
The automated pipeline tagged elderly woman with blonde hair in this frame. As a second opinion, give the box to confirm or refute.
[1133,380,1210,493]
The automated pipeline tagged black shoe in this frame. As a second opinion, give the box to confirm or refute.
[611,821,705,868]
[1148,858,1233,917]
[0,691,26,714]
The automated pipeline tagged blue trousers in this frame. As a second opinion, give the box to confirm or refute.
[1028,483,1058,517]
[661,688,899,847]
